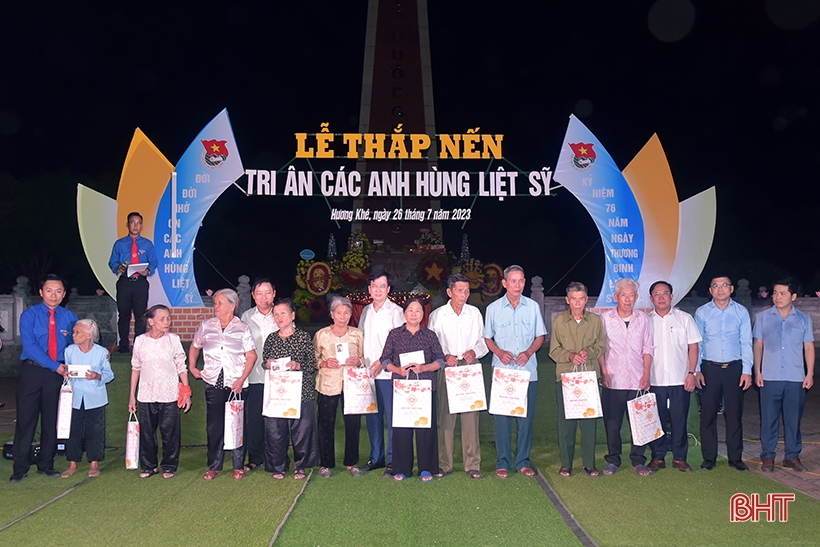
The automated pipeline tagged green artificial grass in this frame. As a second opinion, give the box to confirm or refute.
[2,350,819,546]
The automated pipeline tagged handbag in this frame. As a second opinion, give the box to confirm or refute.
[223,391,244,450]
[125,412,140,470]
[392,371,433,428]
[561,366,603,419]
[263,370,303,419]
[343,366,378,415]
[627,390,664,446]
[488,366,531,417]
[56,379,73,439]
[444,363,487,414]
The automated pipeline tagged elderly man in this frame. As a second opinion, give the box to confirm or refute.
[549,281,606,477]
[11,274,78,483]
[695,276,753,471]
[359,270,405,475]
[646,281,701,473]
[108,212,158,353]
[600,277,654,476]
[485,265,547,478]
[754,277,814,473]
[429,273,489,479]
[240,278,277,471]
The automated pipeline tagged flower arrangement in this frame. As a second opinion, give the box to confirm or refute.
[295,258,315,289]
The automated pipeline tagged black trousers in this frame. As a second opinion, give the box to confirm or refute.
[116,275,148,350]
[392,401,438,478]
[66,403,106,462]
[602,387,647,468]
[700,360,744,464]
[204,384,246,471]
[317,393,361,469]
[139,401,181,473]
[13,360,63,474]
[264,400,319,474]
[244,383,265,467]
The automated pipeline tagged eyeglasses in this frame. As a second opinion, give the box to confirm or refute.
[651,291,671,297]
[711,283,731,289]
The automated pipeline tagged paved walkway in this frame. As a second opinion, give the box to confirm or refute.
[717,376,820,500]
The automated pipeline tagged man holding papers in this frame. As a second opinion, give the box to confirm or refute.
[108,212,157,353]
[429,273,489,479]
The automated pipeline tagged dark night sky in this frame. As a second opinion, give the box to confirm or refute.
[2,1,819,297]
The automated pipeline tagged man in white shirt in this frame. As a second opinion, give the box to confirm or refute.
[646,281,701,473]
[240,278,277,471]
[428,273,489,478]
[359,271,405,475]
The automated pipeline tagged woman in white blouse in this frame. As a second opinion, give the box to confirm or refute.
[129,305,191,479]
[189,289,257,481]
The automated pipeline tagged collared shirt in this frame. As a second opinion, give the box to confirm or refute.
[753,305,814,382]
[359,299,405,379]
[428,301,488,363]
[132,331,187,403]
[108,234,158,276]
[484,295,547,381]
[695,299,753,375]
[313,326,365,396]
[191,316,256,388]
[262,328,318,401]
[549,309,606,381]
[380,325,446,390]
[20,302,78,371]
[240,306,279,384]
[648,308,701,386]
[65,343,114,410]
[601,308,654,390]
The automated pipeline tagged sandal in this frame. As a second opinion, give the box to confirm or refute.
[634,464,651,477]
[349,466,362,477]
[294,469,306,480]
[466,470,483,479]
[393,473,407,481]
[244,463,259,472]
[434,468,450,478]
[232,469,246,480]
[495,468,509,479]
[272,473,285,480]
[140,468,159,479]
[559,467,571,478]
[519,466,536,477]
[162,472,175,479]
[319,467,331,478]
[582,467,599,477]
[203,470,219,480]
[420,471,434,482]
[602,464,618,476]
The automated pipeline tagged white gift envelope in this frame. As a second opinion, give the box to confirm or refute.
[126,263,149,276]
[67,364,92,378]
[268,356,291,372]
[399,350,425,369]
[335,342,350,363]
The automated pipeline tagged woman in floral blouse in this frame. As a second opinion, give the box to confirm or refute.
[262,298,319,479]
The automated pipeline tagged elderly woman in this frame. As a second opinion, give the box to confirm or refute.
[61,319,114,478]
[381,297,445,482]
[129,305,192,479]
[262,298,319,480]
[313,296,365,478]
[189,288,257,481]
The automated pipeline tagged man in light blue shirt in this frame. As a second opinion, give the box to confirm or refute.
[485,265,546,478]
[753,277,814,473]
[694,276,753,471]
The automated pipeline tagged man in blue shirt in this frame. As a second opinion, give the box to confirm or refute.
[108,212,157,353]
[11,274,78,483]
[485,265,547,478]
[694,276,753,471]
[753,277,814,473]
